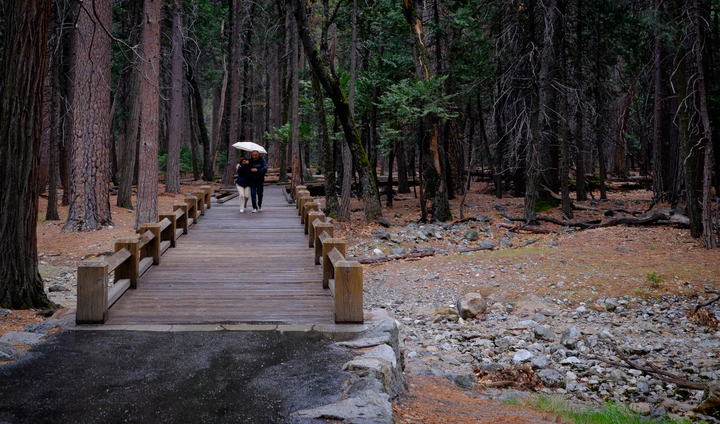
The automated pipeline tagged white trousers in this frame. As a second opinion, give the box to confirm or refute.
[236,185,250,208]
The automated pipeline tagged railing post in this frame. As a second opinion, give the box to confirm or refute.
[140,223,162,265]
[185,195,198,224]
[193,190,206,216]
[307,213,326,247]
[314,224,334,263]
[173,203,189,234]
[201,185,212,209]
[76,260,108,324]
[159,212,177,247]
[295,185,307,202]
[114,238,140,289]
[322,238,345,289]
[334,260,364,323]
[296,190,310,209]
[302,201,320,229]
[298,195,313,217]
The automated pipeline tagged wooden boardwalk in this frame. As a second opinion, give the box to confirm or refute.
[106,186,335,325]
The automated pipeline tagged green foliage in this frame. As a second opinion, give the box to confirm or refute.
[533,395,692,424]
[158,147,200,175]
[377,75,457,153]
[646,272,663,288]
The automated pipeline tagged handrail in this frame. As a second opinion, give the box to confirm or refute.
[297,192,363,324]
[76,188,215,325]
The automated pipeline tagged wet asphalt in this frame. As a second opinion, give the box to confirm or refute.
[0,330,355,424]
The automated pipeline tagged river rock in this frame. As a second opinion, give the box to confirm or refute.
[478,240,495,250]
[0,331,45,346]
[293,389,392,424]
[513,349,534,364]
[457,293,487,319]
[464,230,479,241]
[538,369,565,388]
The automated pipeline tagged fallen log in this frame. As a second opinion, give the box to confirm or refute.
[502,211,687,231]
[353,249,436,264]
[499,222,556,234]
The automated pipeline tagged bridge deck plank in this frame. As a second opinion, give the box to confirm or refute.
[106,186,335,325]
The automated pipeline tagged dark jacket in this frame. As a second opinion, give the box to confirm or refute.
[236,163,252,187]
[248,157,268,184]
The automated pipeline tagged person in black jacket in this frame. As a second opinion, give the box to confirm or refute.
[235,157,251,212]
[248,150,268,212]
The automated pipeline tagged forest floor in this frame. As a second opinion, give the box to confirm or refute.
[3,180,719,422]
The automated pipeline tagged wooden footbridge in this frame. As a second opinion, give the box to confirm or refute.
[75,185,363,326]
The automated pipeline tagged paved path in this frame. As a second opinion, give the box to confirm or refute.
[107,185,335,326]
[0,330,354,424]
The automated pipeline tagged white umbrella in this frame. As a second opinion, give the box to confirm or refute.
[232,141,267,154]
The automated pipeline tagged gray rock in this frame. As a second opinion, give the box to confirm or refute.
[478,240,495,250]
[604,299,618,312]
[534,326,555,341]
[560,356,583,366]
[363,344,397,368]
[445,373,475,390]
[517,320,538,329]
[24,318,64,334]
[48,284,69,292]
[538,369,565,388]
[476,214,491,223]
[390,247,406,256]
[335,334,391,349]
[0,331,44,346]
[0,310,11,317]
[463,230,479,241]
[417,232,428,242]
[560,327,581,348]
[494,337,513,350]
[293,389,392,424]
[637,381,649,394]
[499,237,513,248]
[513,349,535,364]
[376,217,392,228]
[478,362,506,372]
[456,293,487,319]
[531,355,550,370]
[373,229,390,240]
[0,342,26,361]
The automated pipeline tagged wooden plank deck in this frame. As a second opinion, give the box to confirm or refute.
[106,185,335,325]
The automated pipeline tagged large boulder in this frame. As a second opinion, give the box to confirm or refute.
[456,293,487,319]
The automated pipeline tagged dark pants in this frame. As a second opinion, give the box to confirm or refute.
[250,182,264,209]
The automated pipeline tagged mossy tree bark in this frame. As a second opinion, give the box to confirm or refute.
[290,0,382,222]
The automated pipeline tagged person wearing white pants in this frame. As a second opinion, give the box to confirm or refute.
[235,157,251,212]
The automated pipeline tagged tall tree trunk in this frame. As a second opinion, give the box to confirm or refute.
[289,12,302,191]
[209,58,228,180]
[524,0,545,221]
[690,0,717,248]
[189,70,211,184]
[558,0,573,218]
[386,148,395,207]
[63,0,113,232]
[165,1,183,194]
[222,0,244,185]
[0,0,53,309]
[400,0,451,221]
[291,0,383,221]
[136,0,161,228]
[574,0,587,201]
[117,68,141,208]
[270,42,282,168]
[46,11,62,221]
[188,93,202,181]
[653,0,667,203]
[396,138,410,193]
[311,71,338,216]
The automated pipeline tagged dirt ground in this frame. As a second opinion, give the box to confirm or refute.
[5,180,720,423]
[394,375,563,424]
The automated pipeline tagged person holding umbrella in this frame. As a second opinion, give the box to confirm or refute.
[248,150,268,212]
[235,157,251,212]
[231,142,269,213]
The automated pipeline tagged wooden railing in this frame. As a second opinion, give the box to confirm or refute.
[294,185,363,323]
[76,186,214,324]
